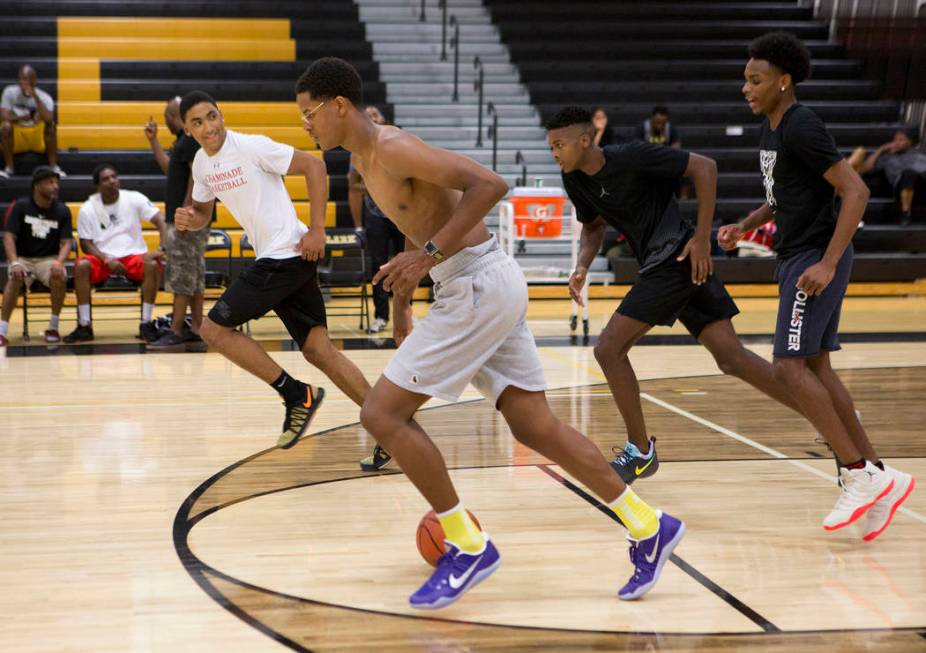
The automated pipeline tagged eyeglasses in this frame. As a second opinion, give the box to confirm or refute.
[301,101,326,125]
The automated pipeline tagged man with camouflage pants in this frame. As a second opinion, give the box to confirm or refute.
[145,97,211,351]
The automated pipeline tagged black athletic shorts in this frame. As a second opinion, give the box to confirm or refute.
[617,255,739,338]
[207,256,326,348]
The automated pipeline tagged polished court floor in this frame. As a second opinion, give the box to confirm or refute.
[1,299,925,652]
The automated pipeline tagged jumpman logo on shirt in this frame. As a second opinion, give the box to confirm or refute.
[599,186,610,198]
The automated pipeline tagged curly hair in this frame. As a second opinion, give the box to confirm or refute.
[295,58,363,104]
[179,90,218,121]
[748,31,812,84]
[544,106,594,131]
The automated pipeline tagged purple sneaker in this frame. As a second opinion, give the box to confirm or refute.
[618,510,686,601]
[409,537,501,609]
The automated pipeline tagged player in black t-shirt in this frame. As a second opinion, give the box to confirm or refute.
[1,165,72,345]
[145,97,211,351]
[719,32,914,539]
[546,106,804,484]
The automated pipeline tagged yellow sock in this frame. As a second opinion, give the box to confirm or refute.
[609,487,659,540]
[437,503,485,554]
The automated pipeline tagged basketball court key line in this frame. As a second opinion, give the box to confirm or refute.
[538,349,926,525]
[537,464,781,633]
[638,392,926,525]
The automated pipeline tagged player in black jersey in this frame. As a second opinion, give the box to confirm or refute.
[719,32,913,537]
[547,105,804,485]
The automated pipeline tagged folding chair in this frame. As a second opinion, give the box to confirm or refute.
[317,229,370,331]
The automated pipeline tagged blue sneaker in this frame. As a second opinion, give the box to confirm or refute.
[610,437,659,485]
[409,537,501,609]
[618,511,686,601]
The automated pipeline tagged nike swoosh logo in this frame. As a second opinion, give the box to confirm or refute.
[635,457,655,476]
[448,555,483,589]
[644,535,660,564]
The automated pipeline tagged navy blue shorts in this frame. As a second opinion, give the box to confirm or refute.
[773,245,853,358]
[618,255,740,338]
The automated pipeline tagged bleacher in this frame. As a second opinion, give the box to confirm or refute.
[484,0,926,282]
[1,0,924,300]
[0,0,390,292]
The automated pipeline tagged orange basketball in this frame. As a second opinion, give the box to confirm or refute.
[416,509,482,567]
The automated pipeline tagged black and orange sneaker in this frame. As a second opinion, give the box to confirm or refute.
[359,444,391,471]
[278,384,326,449]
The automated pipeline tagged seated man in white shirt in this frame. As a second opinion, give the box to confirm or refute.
[63,163,167,343]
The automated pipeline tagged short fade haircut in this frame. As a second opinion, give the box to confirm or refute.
[748,31,812,84]
[92,163,117,185]
[295,57,363,105]
[544,106,594,131]
[652,106,669,116]
[898,125,920,144]
[179,90,218,121]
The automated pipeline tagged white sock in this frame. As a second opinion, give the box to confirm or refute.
[0,320,8,337]
[640,439,654,459]
[48,314,60,331]
[77,304,91,326]
[142,303,154,323]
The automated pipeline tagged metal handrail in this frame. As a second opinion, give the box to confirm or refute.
[449,15,460,102]
[515,150,527,186]
[473,56,484,147]
[438,0,448,60]
[487,102,499,170]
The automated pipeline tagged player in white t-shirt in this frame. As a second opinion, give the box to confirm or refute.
[63,164,167,344]
[174,91,371,449]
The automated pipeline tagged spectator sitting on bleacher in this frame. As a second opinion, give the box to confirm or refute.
[0,166,72,346]
[634,105,681,148]
[592,106,616,147]
[144,97,210,352]
[854,126,925,226]
[634,106,690,199]
[0,65,65,180]
[63,164,166,344]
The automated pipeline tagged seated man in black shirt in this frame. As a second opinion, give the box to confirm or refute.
[546,106,804,484]
[1,165,72,345]
[144,97,211,351]
[634,106,690,199]
[633,106,681,149]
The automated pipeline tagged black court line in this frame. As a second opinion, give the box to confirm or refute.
[536,464,781,633]
[5,329,926,357]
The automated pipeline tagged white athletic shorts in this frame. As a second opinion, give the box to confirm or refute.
[383,234,547,406]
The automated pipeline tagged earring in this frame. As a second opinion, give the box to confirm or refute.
[780,87,786,92]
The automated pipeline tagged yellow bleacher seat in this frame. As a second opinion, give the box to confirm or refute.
[58,38,294,61]
[65,201,337,257]
[55,18,295,103]
[59,102,314,131]
[57,18,290,40]
[58,125,316,151]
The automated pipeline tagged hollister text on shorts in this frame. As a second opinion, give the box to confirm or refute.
[788,290,808,351]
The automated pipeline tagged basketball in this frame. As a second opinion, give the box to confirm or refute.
[416,509,482,567]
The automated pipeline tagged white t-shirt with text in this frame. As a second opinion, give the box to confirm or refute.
[191,130,304,260]
[1,85,55,127]
[77,190,160,259]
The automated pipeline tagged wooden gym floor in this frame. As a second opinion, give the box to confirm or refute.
[1,298,925,652]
